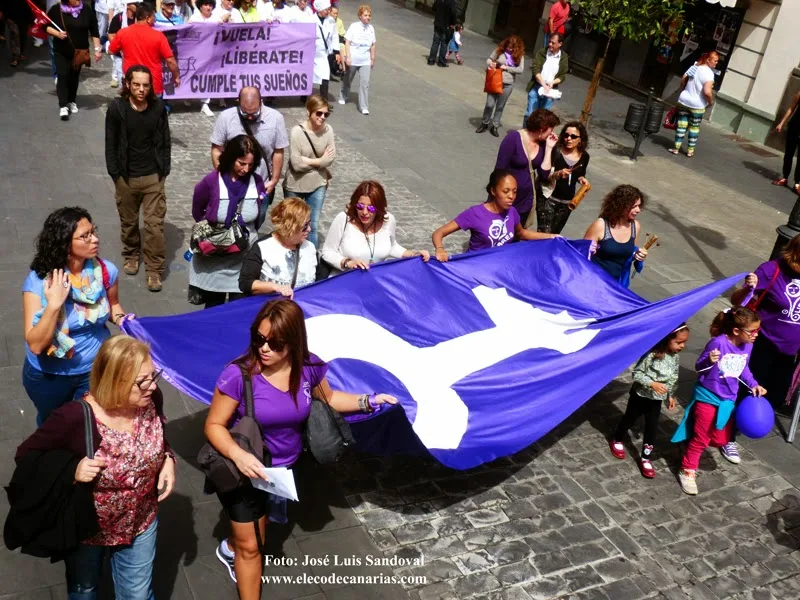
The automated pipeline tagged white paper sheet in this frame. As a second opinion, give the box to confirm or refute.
[249,467,299,501]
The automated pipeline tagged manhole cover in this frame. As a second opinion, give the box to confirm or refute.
[740,144,779,158]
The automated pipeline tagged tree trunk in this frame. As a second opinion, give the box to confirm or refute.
[580,36,613,127]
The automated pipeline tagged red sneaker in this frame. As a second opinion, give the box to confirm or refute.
[609,440,625,460]
[638,458,656,478]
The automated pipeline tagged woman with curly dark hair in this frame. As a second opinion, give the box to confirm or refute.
[22,207,129,424]
[476,35,525,137]
[583,184,647,287]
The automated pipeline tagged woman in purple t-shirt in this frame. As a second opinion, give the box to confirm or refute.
[204,299,397,598]
[431,169,558,261]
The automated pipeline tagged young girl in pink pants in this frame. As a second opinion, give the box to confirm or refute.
[671,307,767,495]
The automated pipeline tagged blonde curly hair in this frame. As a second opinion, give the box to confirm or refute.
[271,197,311,240]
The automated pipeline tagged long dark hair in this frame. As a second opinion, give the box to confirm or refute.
[30,207,92,278]
[558,121,588,154]
[235,299,311,405]
[218,135,262,176]
[121,65,158,103]
[651,323,688,359]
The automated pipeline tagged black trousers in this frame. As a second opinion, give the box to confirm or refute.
[614,390,662,458]
[782,126,800,184]
[54,52,81,107]
[536,196,572,234]
[428,27,449,65]
[203,291,244,309]
[319,79,329,102]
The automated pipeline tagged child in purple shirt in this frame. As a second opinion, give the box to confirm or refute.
[431,169,557,260]
[673,307,767,495]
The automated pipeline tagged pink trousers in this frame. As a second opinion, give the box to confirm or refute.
[681,401,734,471]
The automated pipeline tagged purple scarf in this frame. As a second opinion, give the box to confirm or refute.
[504,51,516,68]
[221,171,250,228]
[60,1,84,18]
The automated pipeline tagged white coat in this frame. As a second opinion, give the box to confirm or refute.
[292,12,339,84]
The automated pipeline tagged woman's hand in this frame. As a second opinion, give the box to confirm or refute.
[634,247,648,262]
[651,382,668,396]
[744,273,758,288]
[554,168,571,180]
[544,132,558,149]
[578,176,589,186]
[343,258,369,270]
[232,448,268,480]
[56,30,68,40]
[752,385,768,397]
[373,393,398,406]
[94,50,102,62]
[709,349,721,363]
[74,456,106,483]
[434,248,449,262]
[668,397,677,410]
[499,64,508,71]
[157,455,175,502]
[220,12,231,22]
[44,269,71,310]
[274,285,293,298]
[413,250,430,262]
[776,122,784,133]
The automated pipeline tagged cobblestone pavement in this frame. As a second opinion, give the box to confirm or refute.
[2,2,800,598]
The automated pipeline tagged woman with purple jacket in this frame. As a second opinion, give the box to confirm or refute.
[494,109,560,227]
[190,135,267,309]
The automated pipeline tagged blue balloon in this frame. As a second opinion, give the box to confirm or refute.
[735,395,775,439]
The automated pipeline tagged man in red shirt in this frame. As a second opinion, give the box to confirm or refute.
[108,3,180,96]
[545,0,570,47]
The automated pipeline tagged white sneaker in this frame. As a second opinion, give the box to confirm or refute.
[54,77,58,86]
[33,37,44,48]
[720,442,742,464]
[678,469,698,495]
[361,108,369,115]
[68,102,78,114]
[200,103,214,117]
[110,78,119,88]
[59,107,69,120]
[338,98,345,105]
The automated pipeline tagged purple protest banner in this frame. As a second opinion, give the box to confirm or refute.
[156,22,315,100]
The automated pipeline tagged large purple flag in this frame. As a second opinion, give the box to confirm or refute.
[124,239,740,470]
[156,23,315,99]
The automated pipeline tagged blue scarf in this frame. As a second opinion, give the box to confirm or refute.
[671,385,736,444]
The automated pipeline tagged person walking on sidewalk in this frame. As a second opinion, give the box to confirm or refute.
[772,90,800,195]
[107,0,139,89]
[445,23,463,65]
[669,51,718,158]
[105,65,171,292]
[523,33,568,125]
[476,35,524,138]
[538,121,589,234]
[45,0,102,121]
[339,4,376,115]
[544,0,569,48]
[427,0,456,67]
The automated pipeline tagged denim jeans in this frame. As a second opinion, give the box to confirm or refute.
[428,27,449,64]
[285,186,327,248]
[22,359,91,426]
[524,84,555,127]
[65,517,158,600]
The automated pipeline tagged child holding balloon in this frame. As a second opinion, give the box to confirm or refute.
[672,307,767,495]
[610,324,689,478]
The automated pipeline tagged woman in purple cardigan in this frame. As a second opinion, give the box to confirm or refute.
[494,109,560,227]
[189,135,267,309]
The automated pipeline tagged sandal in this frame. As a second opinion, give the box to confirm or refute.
[686,151,694,158]
[772,178,788,186]
[794,184,800,196]
[9,58,19,68]
[638,458,656,479]
[667,148,680,155]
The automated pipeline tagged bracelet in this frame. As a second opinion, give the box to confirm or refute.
[340,258,350,270]
[358,393,373,413]
[113,313,125,325]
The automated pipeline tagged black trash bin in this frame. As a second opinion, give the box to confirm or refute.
[644,104,665,134]
[623,103,646,136]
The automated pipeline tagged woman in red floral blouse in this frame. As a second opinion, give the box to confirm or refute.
[16,336,175,599]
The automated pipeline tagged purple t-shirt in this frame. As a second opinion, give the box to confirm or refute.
[216,355,328,467]
[695,335,758,401]
[752,259,800,355]
[454,204,520,252]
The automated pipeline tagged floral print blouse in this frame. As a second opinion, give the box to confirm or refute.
[83,403,166,546]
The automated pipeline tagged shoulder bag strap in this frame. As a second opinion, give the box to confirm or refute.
[300,126,322,159]
[237,364,255,418]
[318,23,328,52]
[518,130,537,186]
[77,398,95,459]
[751,261,781,311]
[291,247,300,289]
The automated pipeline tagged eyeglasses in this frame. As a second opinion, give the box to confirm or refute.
[135,368,163,391]
[73,226,99,243]
[355,203,376,213]
[238,106,261,120]
[563,134,581,140]
[251,332,286,353]
[314,110,330,118]
[742,328,760,337]
[302,221,312,232]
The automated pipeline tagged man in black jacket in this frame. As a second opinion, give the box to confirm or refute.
[105,65,171,292]
[427,0,456,67]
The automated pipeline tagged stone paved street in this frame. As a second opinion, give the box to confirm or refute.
[2,1,800,598]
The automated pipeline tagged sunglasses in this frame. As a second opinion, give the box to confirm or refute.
[135,368,163,391]
[302,221,312,232]
[563,133,581,140]
[314,110,330,118]
[238,106,261,120]
[355,203,376,213]
[73,226,99,243]
[251,332,286,353]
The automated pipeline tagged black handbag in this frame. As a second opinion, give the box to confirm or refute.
[197,365,271,493]
[305,388,356,465]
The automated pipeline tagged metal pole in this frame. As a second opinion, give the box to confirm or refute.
[629,86,655,161]
[788,385,800,443]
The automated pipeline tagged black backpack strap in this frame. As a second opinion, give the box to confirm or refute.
[238,364,255,419]
[77,398,95,459]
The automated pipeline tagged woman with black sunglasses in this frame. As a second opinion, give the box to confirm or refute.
[320,180,430,274]
[204,299,397,599]
[283,95,336,248]
[537,121,590,234]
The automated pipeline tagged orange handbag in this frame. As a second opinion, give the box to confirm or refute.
[484,67,503,95]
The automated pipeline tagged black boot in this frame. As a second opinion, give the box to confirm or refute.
[475,123,488,133]
[489,126,500,137]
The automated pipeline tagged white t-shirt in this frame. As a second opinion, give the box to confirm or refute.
[321,212,407,270]
[256,0,275,21]
[678,64,715,110]
[541,50,561,84]
[256,237,317,288]
[345,22,376,67]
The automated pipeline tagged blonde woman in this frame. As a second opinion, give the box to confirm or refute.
[283,95,335,248]
[15,336,174,598]
[238,197,318,295]
[338,4,376,115]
